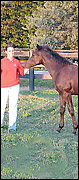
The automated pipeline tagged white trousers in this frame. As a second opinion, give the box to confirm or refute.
[1,84,20,131]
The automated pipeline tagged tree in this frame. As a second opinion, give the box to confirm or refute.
[23,1,78,49]
[1,1,45,48]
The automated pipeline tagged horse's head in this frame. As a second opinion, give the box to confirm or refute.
[30,44,43,65]
[25,44,47,69]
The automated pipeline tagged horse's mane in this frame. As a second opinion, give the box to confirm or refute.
[42,46,73,65]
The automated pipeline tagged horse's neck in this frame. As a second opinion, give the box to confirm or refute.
[42,57,62,79]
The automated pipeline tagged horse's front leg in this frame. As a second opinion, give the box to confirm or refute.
[66,93,78,135]
[56,94,66,133]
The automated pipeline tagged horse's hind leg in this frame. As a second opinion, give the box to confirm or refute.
[66,93,78,135]
[56,94,66,133]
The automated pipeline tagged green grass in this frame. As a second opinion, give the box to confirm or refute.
[1,79,78,179]
[20,78,55,89]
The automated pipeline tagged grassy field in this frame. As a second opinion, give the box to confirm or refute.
[1,79,78,179]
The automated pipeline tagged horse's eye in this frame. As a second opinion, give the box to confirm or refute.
[36,54,39,56]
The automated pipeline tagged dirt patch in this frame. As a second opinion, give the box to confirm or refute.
[20,87,29,90]
[20,86,50,90]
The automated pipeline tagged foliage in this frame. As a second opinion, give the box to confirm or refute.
[24,1,78,49]
[1,1,78,49]
[1,79,78,179]
[1,1,45,48]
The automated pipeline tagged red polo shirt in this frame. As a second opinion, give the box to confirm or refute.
[1,56,24,88]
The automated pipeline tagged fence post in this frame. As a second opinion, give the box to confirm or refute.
[29,50,34,92]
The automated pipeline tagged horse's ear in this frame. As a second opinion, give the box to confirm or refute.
[37,44,42,50]
[37,44,40,50]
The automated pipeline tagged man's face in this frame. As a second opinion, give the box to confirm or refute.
[6,47,14,58]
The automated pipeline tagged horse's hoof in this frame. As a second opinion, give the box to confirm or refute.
[72,131,76,135]
[56,129,60,133]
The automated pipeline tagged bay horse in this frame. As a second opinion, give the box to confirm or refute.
[24,44,78,135]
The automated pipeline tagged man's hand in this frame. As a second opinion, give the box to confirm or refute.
[24,68,29,75]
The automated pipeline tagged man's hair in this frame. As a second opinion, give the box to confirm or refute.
[6,44,14,51]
